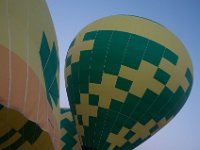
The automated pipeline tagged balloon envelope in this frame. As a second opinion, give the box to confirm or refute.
[60,108,82,150]
[65,15,193,150]
[0,0,60,149]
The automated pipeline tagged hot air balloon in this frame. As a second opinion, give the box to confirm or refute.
[60,108,82,149]
[65,15,193,150]
[0,0,60,149]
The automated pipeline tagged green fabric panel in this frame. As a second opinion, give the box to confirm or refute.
[152,87,173,122]
[18,121,42,144]
[61,119,76,135]
[110,99,123,112]
[60,108,79,150]
[85,126,93,148]
[83,31,98,41]
[60,108,69,114]
[61,133,77,147]
[39,32,50,70]
[102,142,110,150]
[154,68,171,84]
[165,87,185,120]
[115,77,132,91]
[71,63,80,104]
[39,32,59,108]
[132,90,158,124]
[79,51,91,93]
[87,117,97,148]
[154,87,183,121]
[185,68,193,85]
[89,94,99,106]
[122,34,148,70]
[120,93,140,116]
[65,55,71,67]
[124,118,136,129]
[44,42,58,88]
[124,130,135,140]
[111,113,128,134]
[104,31,130,75]
[149,124,159,134]
[120,142,132,150]
[163,48,178,65]
[89,30,114,84]
[143,40,165,66]
[78,115,83,125]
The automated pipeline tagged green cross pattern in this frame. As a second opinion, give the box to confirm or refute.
[39,32,59,109]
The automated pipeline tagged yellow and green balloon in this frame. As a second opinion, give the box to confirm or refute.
[65,15,193,149]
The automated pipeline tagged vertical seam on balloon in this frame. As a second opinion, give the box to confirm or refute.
[95,30,114,150]
[150,51,188,131]
[101,33,132,150]
[36,82,42,122]
[123,46,167,150]
[46,100,50,138]
[103,35,147,150]
[96,16,124,149]
[113,38,150,150]
[5,2,12,149]
[23,0,30,116]
[88,30,99,150]
[138,48,166,120]
[6,0,12,108]
[123,39,157,150]
[48,75,56,91]
[83,20,104,150]
[97,30,114,149]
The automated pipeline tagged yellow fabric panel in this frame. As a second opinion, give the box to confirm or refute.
[107,127,129,150]
[73,143,82,150]
[89,73,127,108]
[0,1,9,48]
[17,142,34,150]
[68,39,94,64]
[33,132,54,150]
[3,109,27,130]
[66,111,73,122]
[0,121,10,137]
[159,57,190,93]
[74,115,84,142]
[119,61,164,98]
